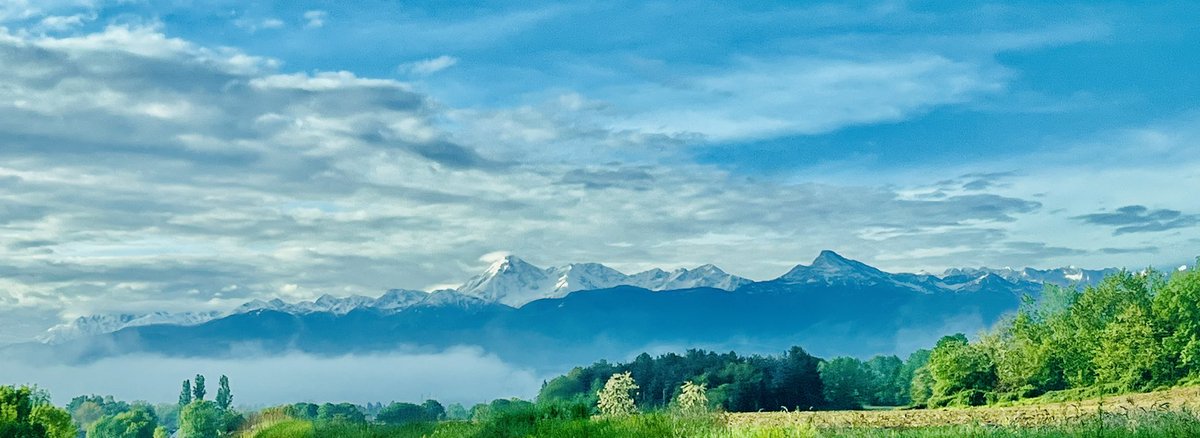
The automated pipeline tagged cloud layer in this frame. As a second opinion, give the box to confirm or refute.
[0,348,543,406]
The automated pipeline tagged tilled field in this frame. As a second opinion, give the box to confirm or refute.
[727,387,1200,429]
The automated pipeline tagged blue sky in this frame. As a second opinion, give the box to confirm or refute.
[0,1,1198,340]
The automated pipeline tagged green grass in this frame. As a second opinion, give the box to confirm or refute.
[250,419,313,438]
[243,411,1200,438]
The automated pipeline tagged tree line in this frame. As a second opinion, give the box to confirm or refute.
[538,345,931,411]
[915,265,1200,406]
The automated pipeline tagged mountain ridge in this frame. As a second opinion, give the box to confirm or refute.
[35,251,1118,344]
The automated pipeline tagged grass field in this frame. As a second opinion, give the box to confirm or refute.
[729,386,1200,429]
[239,387,1200,437]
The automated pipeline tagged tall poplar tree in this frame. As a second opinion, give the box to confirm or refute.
[215,375,232,410]
[179,380,192,407]
[192,375,206,401]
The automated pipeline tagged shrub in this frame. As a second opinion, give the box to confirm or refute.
[597,372,639,417]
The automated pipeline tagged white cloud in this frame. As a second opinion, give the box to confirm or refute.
[610,55,1006,140]
[478,251,512,264]
[36,12,92,31]
[303,10,327,29]
[234,17,285,32]
[0,19,1195,344]
[400,55,459,76]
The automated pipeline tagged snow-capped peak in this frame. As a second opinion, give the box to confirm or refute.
[940,266,1117,287]
[38,311,222,344]
[777,250,889,285]
[455,256,750,306]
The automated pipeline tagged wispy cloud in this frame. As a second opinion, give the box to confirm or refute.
[1073,206,1200,235]
[399,55,459,76]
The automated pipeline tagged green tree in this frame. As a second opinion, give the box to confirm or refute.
[820,357,871,409]
[864,355,904,405]
[928,334,996,406]
[421,400,445,422]
[376,402,428,424]
[179,380,192,407]
[153,403,180,431]
[30,404,75,438]
[89,405,158,438]
[215,375,232,411]
[285,403,319,420]
[67,400,105,430]
[909,365,934,406]
[1094,305,1166,391]
[899,349,931,405]
[1,386,77,438]
[316,403,365,423]
[1061,270,1158,387]
[179,400,222,438]
[1152,265,1200,380]
[445,403,469,420]
[192,375,206,401]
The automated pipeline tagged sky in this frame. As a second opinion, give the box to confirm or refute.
[1,0,1199,341]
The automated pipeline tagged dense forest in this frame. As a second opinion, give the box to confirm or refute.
[537,346,928,411]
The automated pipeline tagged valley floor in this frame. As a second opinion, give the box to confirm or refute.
[244,387,1200,438]
[728,386,1200,429]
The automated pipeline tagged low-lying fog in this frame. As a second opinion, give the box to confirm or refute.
[0,346,546,407]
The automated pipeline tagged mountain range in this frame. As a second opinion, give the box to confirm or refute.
[13,251,1125,370]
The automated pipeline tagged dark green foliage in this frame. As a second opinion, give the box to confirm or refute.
[864,355,905,405]
[421,399,445,422]
[286,402,321,420]
[153,403,180,431]
[222,409,246,435]
[821,357,872,409]
[445,403,469,420]
[317,402,366,423]
[179,379,192,407]
[193,374,207,401]
[375,402,428,425]
[216,375,232,410]
[89,405,159,438]
[539,347,831,412]
[470,398,537,421]
[66,394,135,435]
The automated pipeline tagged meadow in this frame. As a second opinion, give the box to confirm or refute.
[235,386,1200,438]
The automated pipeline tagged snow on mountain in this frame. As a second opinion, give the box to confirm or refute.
[40,290,490,344]
[39,251,1126,343]
[454,255,752,306]
[777,250,892,285]
[38,311,222,344]
[941,266,1118,287]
